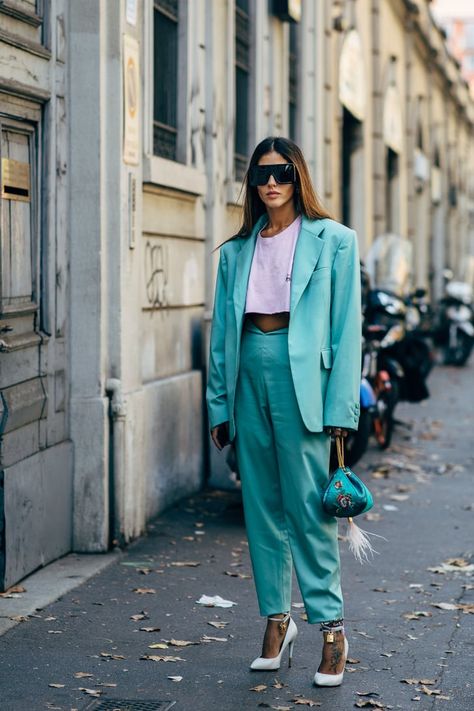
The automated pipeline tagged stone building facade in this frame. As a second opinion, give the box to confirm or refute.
[0,0,473,590]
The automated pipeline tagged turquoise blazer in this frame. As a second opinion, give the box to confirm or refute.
[206,214,362,441]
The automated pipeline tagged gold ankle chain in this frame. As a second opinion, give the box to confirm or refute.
[268,612,290,634]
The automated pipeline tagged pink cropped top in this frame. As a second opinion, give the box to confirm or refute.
[244,215,302,314]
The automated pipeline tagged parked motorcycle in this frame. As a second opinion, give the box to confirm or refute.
[433,275,474,366]
[364,233,432,433]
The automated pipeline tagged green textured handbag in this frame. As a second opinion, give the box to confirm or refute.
[323,436,373,517]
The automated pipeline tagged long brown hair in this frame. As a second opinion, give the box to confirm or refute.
[237,136,332,238]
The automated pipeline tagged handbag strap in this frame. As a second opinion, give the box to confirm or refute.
[336,435,345,469]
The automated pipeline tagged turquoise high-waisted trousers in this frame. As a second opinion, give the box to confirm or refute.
[234,321,343,624]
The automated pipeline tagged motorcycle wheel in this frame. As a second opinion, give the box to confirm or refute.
[373,382,398,449]
[446,331,473,367]
[329,409,372,470]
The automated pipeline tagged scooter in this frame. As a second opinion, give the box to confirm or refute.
[433,276,474,366]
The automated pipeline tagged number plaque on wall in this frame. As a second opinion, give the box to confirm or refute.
[1,158,30,202]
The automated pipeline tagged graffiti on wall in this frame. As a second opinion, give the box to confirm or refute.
[145,240,169,309]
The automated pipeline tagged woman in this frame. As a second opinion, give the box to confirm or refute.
[206,136,361,687]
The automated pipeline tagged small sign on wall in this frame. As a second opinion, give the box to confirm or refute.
[339,30,366,121]
[1,158,30,202]
[126,0,137,27]
[123,34,140,165]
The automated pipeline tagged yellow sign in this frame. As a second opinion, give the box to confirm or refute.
[1,158,30,202]
[123,35,140,165]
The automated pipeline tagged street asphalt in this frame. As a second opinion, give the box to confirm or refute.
[0,360,473,711]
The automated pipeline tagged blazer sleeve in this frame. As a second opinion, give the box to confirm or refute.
[206,248,229,429]
[323,230,362,430]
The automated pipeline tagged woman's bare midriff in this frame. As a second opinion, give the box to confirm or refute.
[246,312,290,332]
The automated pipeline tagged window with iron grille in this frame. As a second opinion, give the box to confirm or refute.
[153,0,179,160]
[235,0,251,181]
[289,22,298,141]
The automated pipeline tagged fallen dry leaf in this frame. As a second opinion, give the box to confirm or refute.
[403,611,432,620]
[132,587,156,594]
[207,621,229,629]
[78,688,102,697]
[354,701,386,709]
[347,657,360,664]
[417,685,444,696]
[201,635,228,642]
[74,672,94,679]
[99,652,125,660]
[224,570,251,579]
[167,676,183,682]
[0,585,26,597]
[356,692,380,697]
[48,684,65,688]
[130,612,149,621]
[270,706,292,711]
[148,643,169,649]
[272,679,287,689]
[250,684,268,692]
[428,563,474,574]
[8,615,29,622]
[164,639,198,647]
[431,602,474,613]
[445,557,470,567]
[140,655,185,662]
[401,678,436,685]
[291,699,321,707]
[170,561,200,567]
[97,683,117,687]
[139,626,161,632]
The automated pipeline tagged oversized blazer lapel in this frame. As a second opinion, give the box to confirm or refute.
[290,217,327,312]
[233,214,267,325]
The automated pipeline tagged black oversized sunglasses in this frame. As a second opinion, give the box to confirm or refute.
[248,163,296,187]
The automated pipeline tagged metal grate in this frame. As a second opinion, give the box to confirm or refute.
[153,122,177,161]
[83,700,176,711]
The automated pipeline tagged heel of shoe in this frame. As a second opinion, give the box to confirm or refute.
[288,638,295,668]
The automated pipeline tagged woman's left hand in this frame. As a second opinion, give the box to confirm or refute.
[325,427,349,437]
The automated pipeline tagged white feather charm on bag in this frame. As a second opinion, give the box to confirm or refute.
[345,516,386,564]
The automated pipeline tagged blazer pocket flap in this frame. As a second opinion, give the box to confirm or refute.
[321,348,333,369]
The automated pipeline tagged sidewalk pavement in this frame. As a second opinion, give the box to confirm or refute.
[0,362,473,711]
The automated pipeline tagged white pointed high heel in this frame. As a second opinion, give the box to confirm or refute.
[250,613,298,671]
[313,635,349,687]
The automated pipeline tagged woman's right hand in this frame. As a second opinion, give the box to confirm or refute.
[211,422,230,450]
